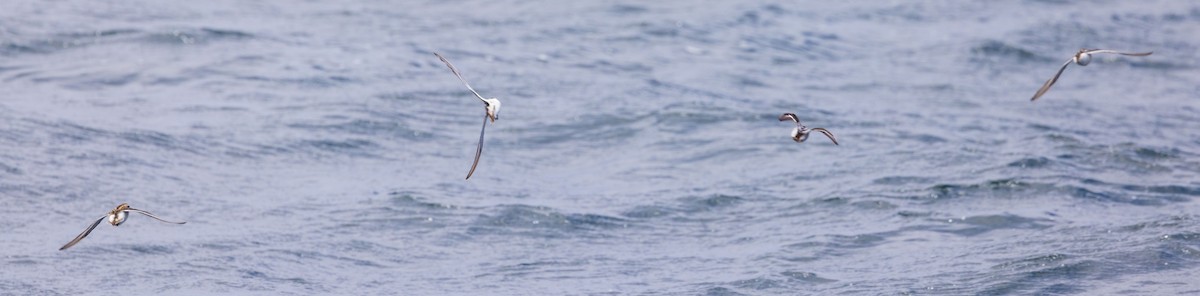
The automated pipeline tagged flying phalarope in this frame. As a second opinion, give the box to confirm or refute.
[1030,48,1152,101]
[779,113,839,145]
[59,203,186,251]
[434,52,502,180]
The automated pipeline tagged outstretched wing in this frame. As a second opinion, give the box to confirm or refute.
[127,208,187,224]
[465,115,488,180]
[1030,59,1074,101]
[1084,49,1153,56]
[59,216,106,251]
[434,52,488,103]
[811,128,839,145]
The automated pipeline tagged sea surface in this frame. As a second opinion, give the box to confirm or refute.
[2,0,1199,295]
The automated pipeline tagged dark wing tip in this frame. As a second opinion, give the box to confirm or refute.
[1030,60,1072,102]
[58,239,81,250]
[465,116,488,180]
[1114,50,1153,56]
[433,52,457,73]
[778,113,798,122]
[59,217,104,251]
[1030,80,1053,101]
[813,128,839,145]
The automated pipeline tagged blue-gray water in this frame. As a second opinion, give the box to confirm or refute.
[2,0,1199,295]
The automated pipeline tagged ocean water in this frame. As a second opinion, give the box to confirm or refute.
[2,0,1199,295]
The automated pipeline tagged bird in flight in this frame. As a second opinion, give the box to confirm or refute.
[59,203,186,251]
[434,52,502,180]
[779,113,839,145]
[1030,48,1152,101]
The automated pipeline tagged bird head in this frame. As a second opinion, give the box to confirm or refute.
[1074,49,1092,66]
[484,98,501,122]
[108,211,127,226]
[792,127,810,143]
[108,203,131,226]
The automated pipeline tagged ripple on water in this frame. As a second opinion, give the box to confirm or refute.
[779,271,836,284]
[324,193,463,234]
[929,214,1054,237]
[1059,142,1185,174]
[1007,156,1053,168]
[871,175,935,186]
[288,118,433,142]
[0,27,257,60]
[288,139,381,158]
[981,258,1097,295]
[468,204,630,238]
[919,178,1047,201]
[138,27,257,46]
[522,112,646,147]
[709,271,836,294]
[702,286,747,296]
[570,59,652,74]
[971,39,1053,64]
[1075,178,1197,206]
[620,194,745,222]
[0,280,58,296]
[261,248,387,268]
